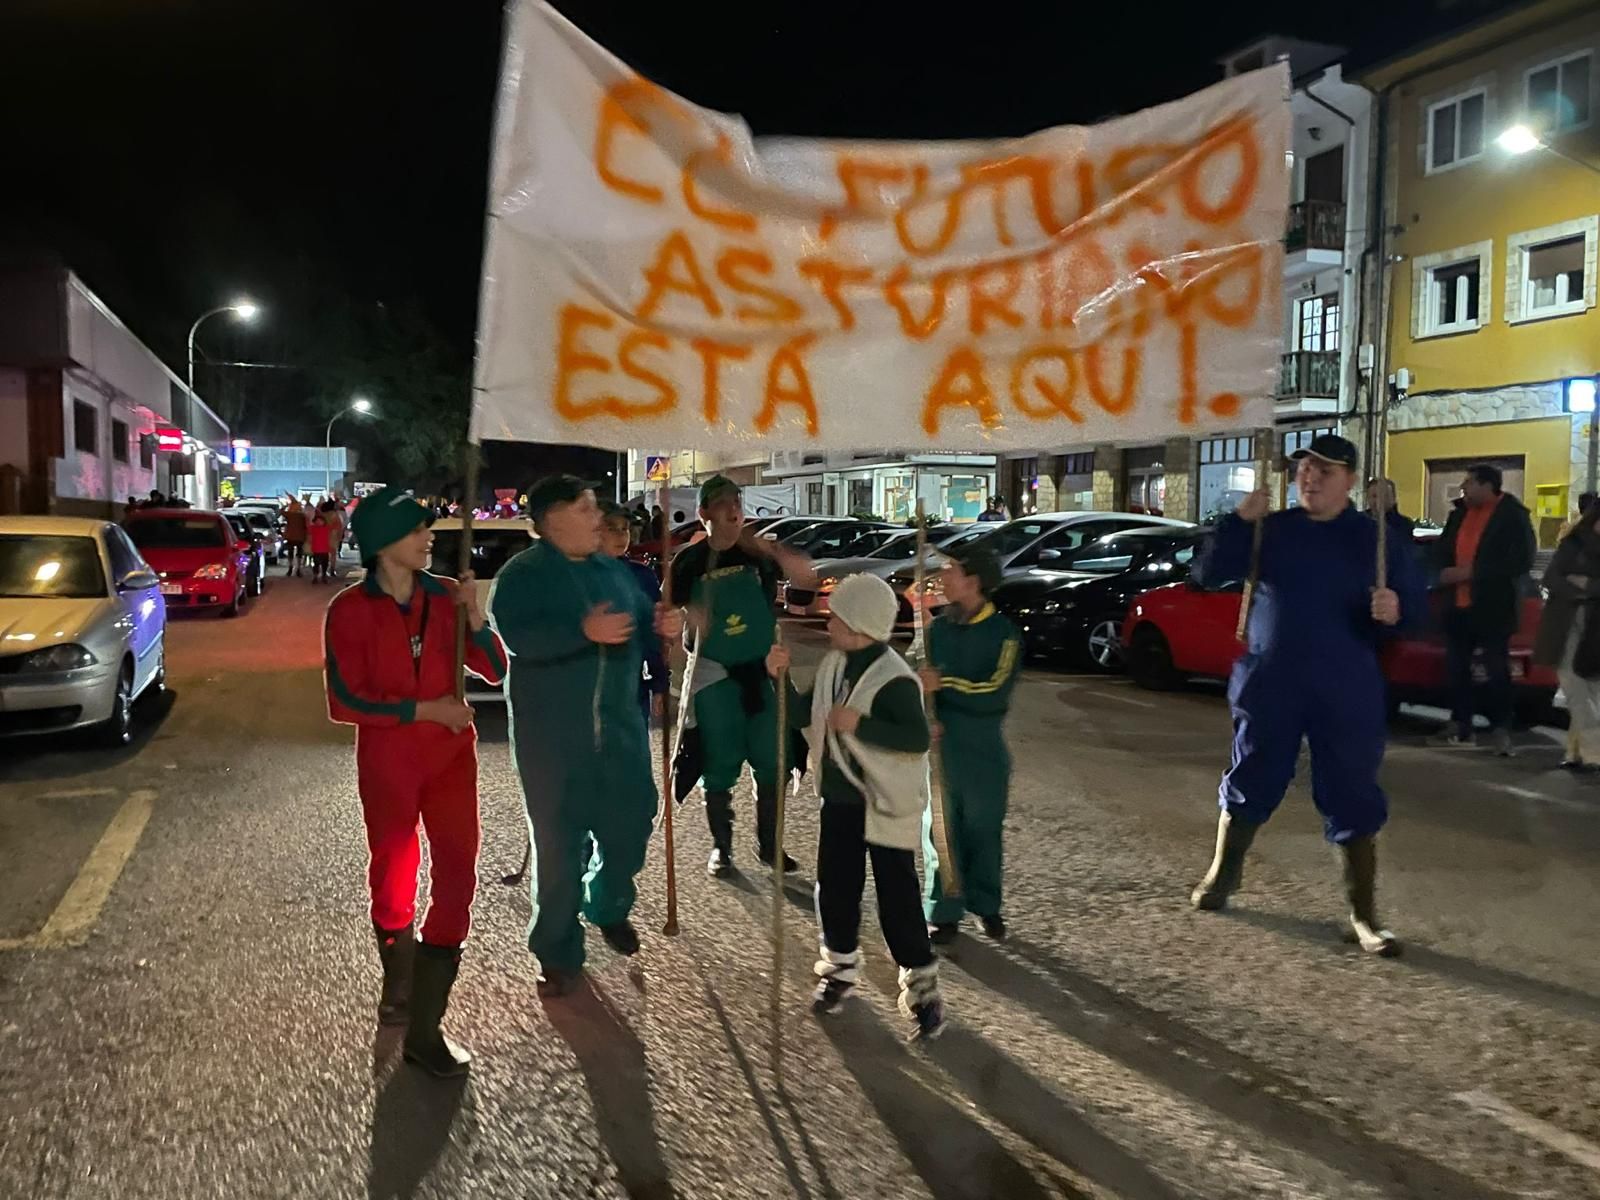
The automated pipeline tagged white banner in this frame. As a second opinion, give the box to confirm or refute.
[471,1,1290,452]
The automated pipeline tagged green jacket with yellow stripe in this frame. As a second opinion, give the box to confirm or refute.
[928,603,1022,728]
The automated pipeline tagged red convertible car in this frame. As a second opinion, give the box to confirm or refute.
[1121,578,1559,724]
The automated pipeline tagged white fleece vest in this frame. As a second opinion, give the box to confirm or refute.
[808,647,930,851]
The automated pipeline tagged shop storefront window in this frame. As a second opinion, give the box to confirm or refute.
[805,481,823,514]
[1198,435,1257,523]
[1124,446,1165,516]
[882,473,913,522]
[1058,452,1094,511]
[847,478,875,517]
[947,475,985,522]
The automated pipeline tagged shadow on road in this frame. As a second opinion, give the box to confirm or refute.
[0,687,177,783]
[543,977,678,1200]
[366,1059,470,1200]
[1229,907,1600,1025]
[725,877,1059,1200]
[702,983,838,1200]
[948,935,1518,1200]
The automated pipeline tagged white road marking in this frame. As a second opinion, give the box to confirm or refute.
[1082,689,1157,709]
[1452,1090,1600,1174]
[8,789,156,950]
[1485,782,1593,812]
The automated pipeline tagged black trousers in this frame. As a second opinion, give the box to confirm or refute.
[705,783,777,857]
[1444,607,1512,735]
[814,802,933,969]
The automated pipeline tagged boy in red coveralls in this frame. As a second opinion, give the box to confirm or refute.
[324,487,508,1077]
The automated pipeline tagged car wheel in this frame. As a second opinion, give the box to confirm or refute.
[1085,617,1124,672]
[96,663,135,748]
[224,584,243,618]
[1127,625,1179,691]
[252,563,264,596]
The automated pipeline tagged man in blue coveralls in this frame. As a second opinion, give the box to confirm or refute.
[1189,434,1426,956]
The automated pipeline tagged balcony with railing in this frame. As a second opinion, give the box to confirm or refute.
[1276,350,1340,400]
[1283,200,1345,277]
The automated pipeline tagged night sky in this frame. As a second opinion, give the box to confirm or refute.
[0,0,1503,485]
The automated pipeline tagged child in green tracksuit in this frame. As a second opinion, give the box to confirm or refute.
[919,541,1021,943]
[766,574,945,1041]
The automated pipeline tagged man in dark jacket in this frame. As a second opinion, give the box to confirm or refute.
[1431,464,1536,756]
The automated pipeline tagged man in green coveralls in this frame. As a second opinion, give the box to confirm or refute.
[918,541,1022,943]
[671,475,815,877]
[489,476,682,996]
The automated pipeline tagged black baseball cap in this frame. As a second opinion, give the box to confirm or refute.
[1290,433,1359,471]
[526,474,597,522]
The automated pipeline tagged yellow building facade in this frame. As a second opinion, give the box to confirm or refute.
[1363,0,1600,544]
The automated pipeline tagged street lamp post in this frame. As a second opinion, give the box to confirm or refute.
[325,398,373,500]
[1496,124,1600,178]
[187,300,259,407]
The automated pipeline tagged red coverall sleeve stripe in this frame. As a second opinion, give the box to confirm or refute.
[324,600,417,726]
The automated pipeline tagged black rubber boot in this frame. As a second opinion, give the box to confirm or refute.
[1341,836,1400,957]
[705,789,735,873]
[402,943,471,1078]
[1190,813,1260,911]
[374,923,415,1026]
[754,779,798,870]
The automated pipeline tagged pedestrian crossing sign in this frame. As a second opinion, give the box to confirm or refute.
[646,455,670,483]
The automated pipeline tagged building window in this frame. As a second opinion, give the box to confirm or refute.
[1426,89,1486,172]
[1506,217,1597,324]
[1198,436,1257,523]
[1425,260,1481,334]
[139,432,155,470]
[1296,294,1340,352]
[73,400,98,455]
[847,478,874,516]
[1523,236,1586,318]
[110,418,129,464]
[804,481,823,514]
[1526,51,1591,135]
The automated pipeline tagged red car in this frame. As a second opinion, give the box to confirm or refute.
[625,521,705,571]
[124,508,253,617]
[1121,579,1558,723]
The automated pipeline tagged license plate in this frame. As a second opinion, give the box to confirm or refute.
[160,583,182,596]
[1510,659,1526,680]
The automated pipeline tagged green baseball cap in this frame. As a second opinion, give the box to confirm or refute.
[350,487,434,563]
[526,474,596,522]
[944,540,1003,594]
[699,474,740,508]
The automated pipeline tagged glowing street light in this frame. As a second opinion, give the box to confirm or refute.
[326,397,376,499]
[1496,124,1542,155]
[188,299,262,409]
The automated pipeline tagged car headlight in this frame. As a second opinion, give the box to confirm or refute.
[921,577,945,597]
[817,577,839,593]
[19,643,97,672]
[193,562,231,580]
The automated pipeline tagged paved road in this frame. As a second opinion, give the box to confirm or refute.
[2,563,1598,1199]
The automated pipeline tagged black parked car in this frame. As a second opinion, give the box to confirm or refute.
[991,527,1202,669]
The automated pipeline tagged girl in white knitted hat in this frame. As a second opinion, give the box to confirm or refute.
[765,573,945,1040]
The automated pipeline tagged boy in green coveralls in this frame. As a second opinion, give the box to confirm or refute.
[488,476,682,996]
[670,475,815,878]
[919,542,1022,944]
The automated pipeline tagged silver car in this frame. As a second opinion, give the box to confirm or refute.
[783,525,979,617]
[0,516,167,746]
[428,517,537,704]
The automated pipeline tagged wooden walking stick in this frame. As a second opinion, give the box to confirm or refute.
[1235,432,1270,644]
[1375,479,1389,592]
[913,500,960,898]
[771,622,788,1085]
[658,480,681,937]
[453,451,480,701]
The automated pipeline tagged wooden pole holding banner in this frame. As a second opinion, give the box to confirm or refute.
[1235,429,1271,644]
[453,451,480,701]
[771,622,788,1085]
[913,500,960,898]
[1375,478,1389,592]
[658,481,681,938]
